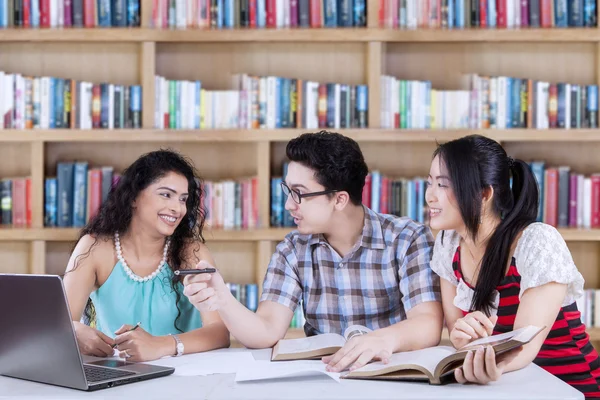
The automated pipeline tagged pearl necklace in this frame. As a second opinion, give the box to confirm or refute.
[114,232,170,283]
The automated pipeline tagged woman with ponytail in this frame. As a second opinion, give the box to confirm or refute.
[427,134,600,396]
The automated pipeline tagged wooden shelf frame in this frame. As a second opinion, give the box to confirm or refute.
[1,28,600,43]
[1,4,600,341]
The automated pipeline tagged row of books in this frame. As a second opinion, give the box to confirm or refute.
[380,74,599,130]
[45,162,119,227]
[270,166,429,227]
[0,72,142,130]
[577,289,600,329]
[0,0,141,28]
[380,0,597,29]
[226,282,305,328]
[152,0,366,28]
[203,177,260,230]
[0,177,32,226]
[154,74,368,130]
[530,162,600,229]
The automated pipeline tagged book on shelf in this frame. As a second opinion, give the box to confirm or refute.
[0,177,32,226]
[0,71,142,130]
[380,74,599,130]
[342,325,544,385]
[380,0,597,29]
[151,0,366,29]
[154,74,368,130]
[45,163,119,228]
[271,165,429,228]
[203,177,259,230]
[528,161,600,229]
[0,0,141,28]
[271,324,372,361]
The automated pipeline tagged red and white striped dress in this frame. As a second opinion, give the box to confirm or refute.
[431,223,600,398]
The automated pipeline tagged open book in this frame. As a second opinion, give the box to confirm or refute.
[342,325,544,385]
[271,325,372,361]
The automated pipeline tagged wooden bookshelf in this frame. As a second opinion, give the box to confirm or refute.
[3,227,600,242]
[1,28,600,43]
[4,129,600,143]
[1,0,600,349]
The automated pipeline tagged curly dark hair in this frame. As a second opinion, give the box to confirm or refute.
[72,148,206,332]
[285,130,368,205]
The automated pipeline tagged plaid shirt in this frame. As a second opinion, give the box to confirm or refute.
[260,206,441,336]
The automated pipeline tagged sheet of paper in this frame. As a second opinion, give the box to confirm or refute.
[145,350,255,376]
[277,333,345,354]
[235,360,341,383]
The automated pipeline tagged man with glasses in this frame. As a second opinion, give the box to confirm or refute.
[182,131,442,372]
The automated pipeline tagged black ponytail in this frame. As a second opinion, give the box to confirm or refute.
[435,135,539,316]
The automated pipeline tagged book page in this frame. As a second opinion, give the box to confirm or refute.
[349,346,456,376]
[235,360,341,383]
[458,325,542,352]
[277,333,346,354]
[145,350,255,376]
[343,324,372,341]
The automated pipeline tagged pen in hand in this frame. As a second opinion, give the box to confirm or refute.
[112,322,141,348]
[174,268,216,276]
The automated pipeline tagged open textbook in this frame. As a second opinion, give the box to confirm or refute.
[341,325,544,385]
[271,325,372,361]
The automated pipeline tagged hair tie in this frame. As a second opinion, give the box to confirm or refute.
[507,156,515,168]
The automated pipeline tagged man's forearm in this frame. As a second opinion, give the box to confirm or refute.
[374,310,443,353]
[217,293,285,349]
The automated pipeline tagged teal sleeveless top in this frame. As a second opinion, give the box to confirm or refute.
[89,260,202,338]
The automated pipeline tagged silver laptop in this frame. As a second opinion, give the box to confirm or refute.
[0,274,175,391]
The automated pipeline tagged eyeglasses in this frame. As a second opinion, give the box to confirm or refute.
[280,181,339,204]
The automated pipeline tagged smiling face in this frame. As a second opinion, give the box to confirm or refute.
[283,161,337,235]
[132,171,189,237]
[425,155,465,232]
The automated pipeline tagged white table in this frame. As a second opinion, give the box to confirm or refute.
[0,349,584,399]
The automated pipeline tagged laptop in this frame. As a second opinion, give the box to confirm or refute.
[0,274,175,391]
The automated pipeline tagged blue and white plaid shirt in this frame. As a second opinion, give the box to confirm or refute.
[260,206,441,336]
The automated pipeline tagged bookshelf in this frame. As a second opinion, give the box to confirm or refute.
[2,0,600,347]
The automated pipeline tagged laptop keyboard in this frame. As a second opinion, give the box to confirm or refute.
[84,365,136,383]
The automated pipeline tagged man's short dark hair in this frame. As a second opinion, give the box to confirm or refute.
[285,130,369,205]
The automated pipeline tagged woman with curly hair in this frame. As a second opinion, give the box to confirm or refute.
[63,149,230,362]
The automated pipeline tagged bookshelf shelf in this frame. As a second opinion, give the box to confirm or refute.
[2,129,600,143]
[2,227,600,242]
[0,28,599,44]
[1,0,600,348]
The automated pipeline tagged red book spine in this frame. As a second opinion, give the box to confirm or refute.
[252,177,259,228]
[496,0,506,28]
[267,0,276,27]
[591,175,600,228]
[544,168,558,227]
[380,177,389,214]
[40,0,50,27]
[11,179,26,227]
[540,0,552,27]
[26,177,32,227]
[309,0,321,27]
[84,0,95,27]
[479,0,487,27]
[249,0,257,27]
[23,0,31,27]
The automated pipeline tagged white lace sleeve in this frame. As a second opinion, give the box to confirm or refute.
[429,230,460,286]
[514,223,585,306]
